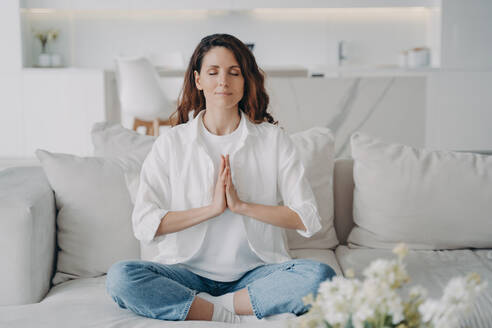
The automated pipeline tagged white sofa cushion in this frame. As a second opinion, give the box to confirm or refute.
[91,122,338,250]
[35,149,141,286]
[348,132,492,249]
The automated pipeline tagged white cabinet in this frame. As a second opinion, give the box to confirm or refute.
[21,68,106,157]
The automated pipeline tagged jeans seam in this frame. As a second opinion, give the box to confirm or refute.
[247,285,262,319]
[180,289,197,321]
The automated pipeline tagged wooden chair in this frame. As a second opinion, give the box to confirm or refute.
[115,56,174,137]
[133,117,173,137]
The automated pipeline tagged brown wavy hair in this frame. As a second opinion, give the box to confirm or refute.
[170,33,277,126]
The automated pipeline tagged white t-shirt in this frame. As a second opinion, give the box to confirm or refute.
[179,113,265,282]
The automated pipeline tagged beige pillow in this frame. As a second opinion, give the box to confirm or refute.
[35,150,140,286]
[348,132,492,250]
[91,122,338,251]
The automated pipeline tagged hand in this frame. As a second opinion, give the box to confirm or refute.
[223,154,244,213]
[210,155,228,216]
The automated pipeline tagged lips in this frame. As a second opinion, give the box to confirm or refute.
[215,92,232,96]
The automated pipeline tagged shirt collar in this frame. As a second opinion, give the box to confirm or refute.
[186,109,259,145]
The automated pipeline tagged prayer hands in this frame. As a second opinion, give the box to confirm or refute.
[210,155,228,216]
[222,154,243,213]
[210,154,244,216]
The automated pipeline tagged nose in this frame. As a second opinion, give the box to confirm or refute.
[218,73,228,86]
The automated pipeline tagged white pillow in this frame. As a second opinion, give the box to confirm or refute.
[91,122,338,251]
[285,127,338,249]
[348,132,492,250]
[35,149,140,286]
[91,121,155,160]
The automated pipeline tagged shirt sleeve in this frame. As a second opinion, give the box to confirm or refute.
[277,129,322,238]
[131,136,172,244]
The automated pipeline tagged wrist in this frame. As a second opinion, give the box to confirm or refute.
[232,201,248,215]
[207,204,221,218]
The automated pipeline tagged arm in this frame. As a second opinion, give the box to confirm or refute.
[156,151,230,236]
[223,154,306,231]
[132,136,177,244]
[133,138,229,243]
[233,202,306,231]
[155,205,219,236]
[275,129,322,237]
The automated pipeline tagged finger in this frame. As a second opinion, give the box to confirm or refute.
[219,155,225,172]
[227,168,233,188]
[221,165,228,182]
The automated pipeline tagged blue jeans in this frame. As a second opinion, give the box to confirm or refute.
[105,258,336,321]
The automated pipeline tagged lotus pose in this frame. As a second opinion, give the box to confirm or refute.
[106,33,335,323]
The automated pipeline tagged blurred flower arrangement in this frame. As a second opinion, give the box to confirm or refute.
[297,244,487,328]
[34,29,59,53]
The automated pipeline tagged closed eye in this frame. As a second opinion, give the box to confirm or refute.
[208,72,240,76]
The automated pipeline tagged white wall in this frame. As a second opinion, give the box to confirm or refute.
[0,0,24,157]
[426,0,492,151]
[426,72,492,151]
[22,8,432,71]
[440,0,492,69]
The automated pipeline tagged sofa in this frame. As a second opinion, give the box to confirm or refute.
[0,122,491,328]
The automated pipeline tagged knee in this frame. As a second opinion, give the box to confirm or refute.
[317,262,336,284]
[295,259,336,286]
[105,260,140,297]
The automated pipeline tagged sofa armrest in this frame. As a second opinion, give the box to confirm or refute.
[0,166,56,306]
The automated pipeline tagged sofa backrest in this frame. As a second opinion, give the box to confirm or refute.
[333,158,355,245]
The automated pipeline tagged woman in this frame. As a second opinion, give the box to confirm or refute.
[106,33,335,323]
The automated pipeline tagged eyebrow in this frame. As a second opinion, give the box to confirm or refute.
[206,65,241,69]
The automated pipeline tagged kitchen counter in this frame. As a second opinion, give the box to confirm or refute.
[155,65,310,77]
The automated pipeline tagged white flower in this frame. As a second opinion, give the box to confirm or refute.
[345,268,355,278]
[392,243,409,260]
[299,246,486,328]
[316,276,362,326]
[409,285,428,300]
[419,273,488,328]
[362,258,409,289]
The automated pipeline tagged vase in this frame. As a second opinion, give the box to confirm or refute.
[38,53,51,67]
[50,53,62,67]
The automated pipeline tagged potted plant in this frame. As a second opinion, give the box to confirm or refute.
[34,29,59,67]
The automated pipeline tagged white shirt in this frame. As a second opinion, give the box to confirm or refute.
[132,109,322,266]
[179,114,264,281]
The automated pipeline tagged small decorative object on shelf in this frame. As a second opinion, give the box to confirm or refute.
[398,47,430,68]
[297,243,487,328]
[33,29,61,67]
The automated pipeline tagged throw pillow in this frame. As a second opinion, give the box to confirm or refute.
[35,150,140,286]
[348,132,492,249]
[91,121,338,252]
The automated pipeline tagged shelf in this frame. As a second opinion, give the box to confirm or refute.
[24,65,443,79]
[154,65,309,78]
[21,0,440,10]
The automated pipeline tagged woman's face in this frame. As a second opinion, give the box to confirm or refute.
[194,46,244,111]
